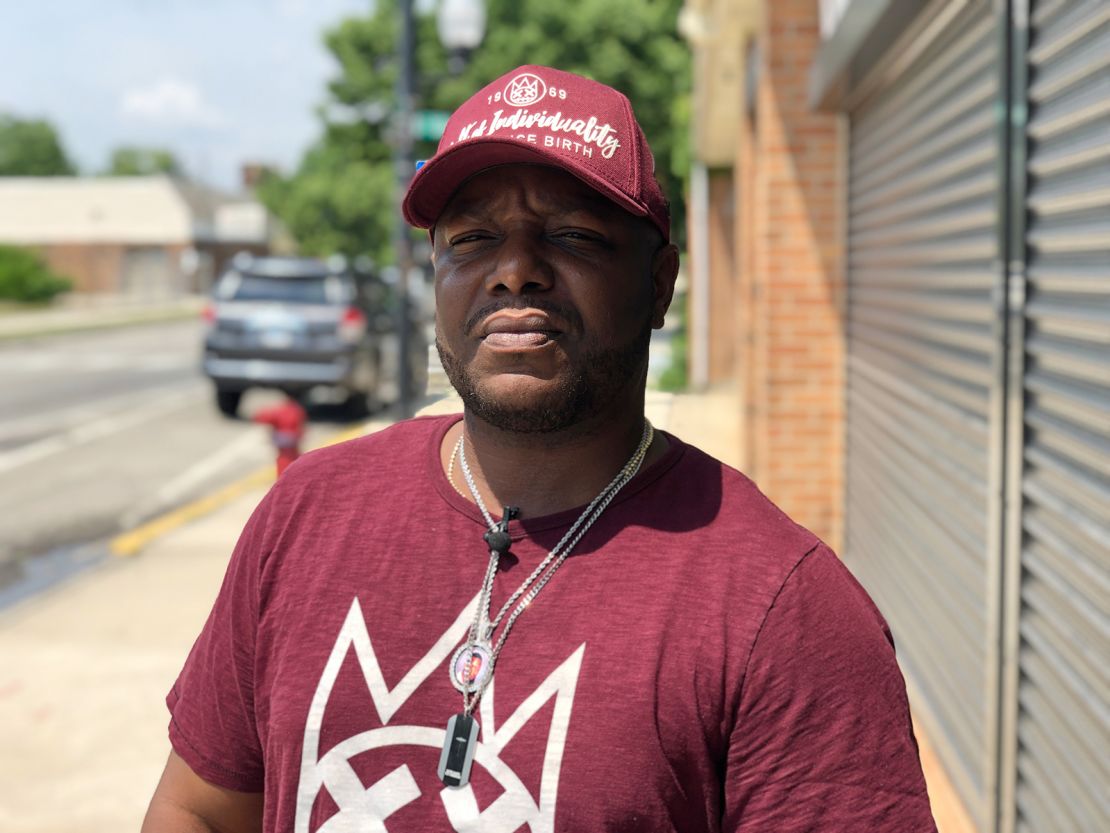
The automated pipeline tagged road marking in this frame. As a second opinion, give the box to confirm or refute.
[119,429,271,530]
[110,415,396,558]
[110,468,275,558]
[0,380,204,444]
[0,353,193,373]
[0,387,197,475]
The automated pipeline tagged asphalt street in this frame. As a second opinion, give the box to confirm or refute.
[0,312,674,600]
[0,319,344,578]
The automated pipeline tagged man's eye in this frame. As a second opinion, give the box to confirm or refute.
[553,230,603,243]
[449,232,490,245]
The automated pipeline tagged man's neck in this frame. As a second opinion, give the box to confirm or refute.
[443,404,665,520]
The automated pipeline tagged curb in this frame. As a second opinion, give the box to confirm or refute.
[0,303,203,342]
[108,419,380,559]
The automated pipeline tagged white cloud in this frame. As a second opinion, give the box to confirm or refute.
[119,77,225,129]
[276,0,311,17]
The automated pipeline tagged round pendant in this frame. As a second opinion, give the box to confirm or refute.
[450,641,493,694]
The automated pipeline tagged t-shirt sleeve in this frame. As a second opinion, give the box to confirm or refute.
[723,543,937,832]
[165,489,273,792]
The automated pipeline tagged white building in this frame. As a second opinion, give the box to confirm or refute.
[0,175,276,296]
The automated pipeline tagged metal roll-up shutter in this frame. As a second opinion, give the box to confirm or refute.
[843,1,999,826]
[1016,2,1110,830]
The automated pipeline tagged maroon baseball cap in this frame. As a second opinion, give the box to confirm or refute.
[402,65,670,241]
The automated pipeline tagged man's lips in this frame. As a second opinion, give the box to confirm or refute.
[484,331,553,348]
[479,311,562,348]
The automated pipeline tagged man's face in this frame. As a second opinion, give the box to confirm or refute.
[432,164,676,433]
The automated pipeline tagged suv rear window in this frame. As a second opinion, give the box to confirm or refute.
[215,272,347,304]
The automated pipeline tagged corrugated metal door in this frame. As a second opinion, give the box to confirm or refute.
[843,1,1001,827]
[1008,1,1110,829]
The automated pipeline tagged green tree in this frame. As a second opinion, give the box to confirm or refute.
[106,146,182,176]
[0,114,76,176]
[260,0,689,262]
[0,245,72,303]
[258,144,395,264]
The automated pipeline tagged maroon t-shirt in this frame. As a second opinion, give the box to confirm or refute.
[167,414,936,832]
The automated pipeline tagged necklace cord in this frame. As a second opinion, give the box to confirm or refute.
[454,420,654,713]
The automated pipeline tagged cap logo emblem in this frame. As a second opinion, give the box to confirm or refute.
[505,73,546,107]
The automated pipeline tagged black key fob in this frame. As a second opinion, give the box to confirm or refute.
[438,713,480,788]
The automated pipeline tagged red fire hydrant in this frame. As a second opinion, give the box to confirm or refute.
[253,397,307,477]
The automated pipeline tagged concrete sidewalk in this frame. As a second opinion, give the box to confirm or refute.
[0,386,966,832]
[0,294,204,341]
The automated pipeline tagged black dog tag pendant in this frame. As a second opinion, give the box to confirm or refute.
[438,713,479,788]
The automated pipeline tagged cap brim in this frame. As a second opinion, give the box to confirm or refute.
[402,138,650,230]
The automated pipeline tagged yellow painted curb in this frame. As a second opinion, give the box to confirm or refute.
[110,467,273,558]
[109,418,383,559]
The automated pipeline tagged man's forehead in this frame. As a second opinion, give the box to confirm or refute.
[439,165,623,223]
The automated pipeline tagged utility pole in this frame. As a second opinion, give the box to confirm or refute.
[393,0,416,417]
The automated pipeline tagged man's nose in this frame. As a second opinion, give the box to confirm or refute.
[485,232,554,295]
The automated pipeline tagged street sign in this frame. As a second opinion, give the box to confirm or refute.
[414,109,451,141]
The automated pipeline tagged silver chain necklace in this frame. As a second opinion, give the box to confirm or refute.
[437,420,654,788]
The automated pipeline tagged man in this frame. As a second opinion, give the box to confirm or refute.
[144,65,937,831]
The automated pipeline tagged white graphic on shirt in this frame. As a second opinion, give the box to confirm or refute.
[295,596,585,833]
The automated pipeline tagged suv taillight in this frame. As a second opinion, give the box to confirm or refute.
[201,302,216,326]
[338,306,367,344]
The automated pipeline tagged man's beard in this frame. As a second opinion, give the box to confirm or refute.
[436,318,652,434]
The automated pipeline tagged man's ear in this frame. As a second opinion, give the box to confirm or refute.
[650,243,680,329]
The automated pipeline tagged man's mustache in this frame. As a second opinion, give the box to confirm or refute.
[464,296,584,337]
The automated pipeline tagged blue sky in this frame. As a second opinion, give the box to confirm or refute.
[0,0,372,190]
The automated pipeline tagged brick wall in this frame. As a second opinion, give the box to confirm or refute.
[34,241,268,296]
[41,244,126,294]
[740,0,845,551]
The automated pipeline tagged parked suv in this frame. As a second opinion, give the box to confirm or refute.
[202,255,426,417]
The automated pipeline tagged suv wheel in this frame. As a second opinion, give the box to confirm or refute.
[216,389,243,418]
[346,387,380,419]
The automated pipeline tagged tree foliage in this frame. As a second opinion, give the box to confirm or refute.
[260,0,690,262]
[258,144,395,265]
[106,146,182,177]
[0,114,76,176]
[0,245,72,303]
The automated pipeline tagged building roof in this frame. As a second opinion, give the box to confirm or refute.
[0,176,270,245]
